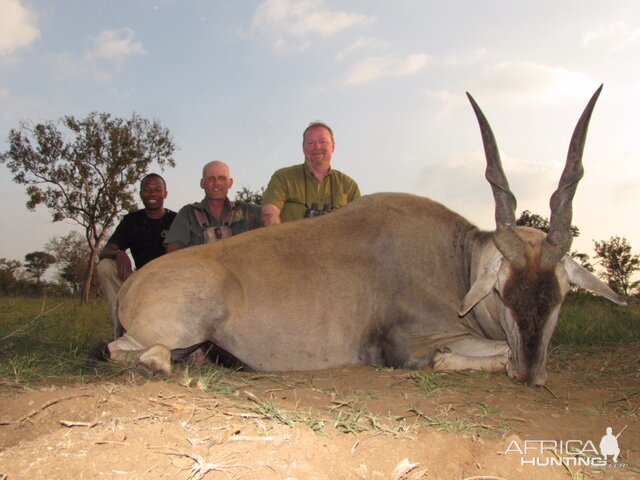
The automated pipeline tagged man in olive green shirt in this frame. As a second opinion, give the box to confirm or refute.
[262,122,361,225]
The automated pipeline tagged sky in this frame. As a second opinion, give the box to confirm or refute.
[1,0,639,270]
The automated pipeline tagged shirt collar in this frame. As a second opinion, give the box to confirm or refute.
[200,197,232,218]
[303,161,332,180]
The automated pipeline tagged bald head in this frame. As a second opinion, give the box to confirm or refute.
[201,160,234,203]
[202,160,231,179]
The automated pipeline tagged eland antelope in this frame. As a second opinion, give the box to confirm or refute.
[102,85,624,385]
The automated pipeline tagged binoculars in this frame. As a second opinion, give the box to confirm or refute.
[304,203,333,218]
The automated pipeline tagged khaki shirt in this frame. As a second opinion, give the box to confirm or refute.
[164,197,262,248]
[262,163,361,223]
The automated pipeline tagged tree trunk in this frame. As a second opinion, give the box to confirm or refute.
[80,248,98,304]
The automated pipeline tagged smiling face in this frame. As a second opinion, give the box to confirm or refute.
[200,161,233,202]
[303,125,335,172]
[140,175,167,212]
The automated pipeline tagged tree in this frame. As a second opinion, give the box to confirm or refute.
[516,211,589,281]
[593,236,640,296]
[0,258,22,295]
[516,210,580,238]
[45,231,93,296]
[1,112,175,303]
[235,185,264,205]
[24,251,56,283]
[569,251,594,272]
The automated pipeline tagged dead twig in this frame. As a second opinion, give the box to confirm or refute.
[59,419,98,428]
[7,393,93,424]
[226,434,291,444]
[391,458,420,480]
[541,384,559,399]
[221,411,262,419]
[148,397,184,409]
[329,399,356,411]
[463,477,507,480]
[351,431,384,454]
[0,302,63,344]
[152,447,245,480]
[156,393,187,401]
[607,390,640,403]
[502,416,527,423]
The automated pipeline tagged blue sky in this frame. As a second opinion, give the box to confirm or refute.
[1,0,639,267]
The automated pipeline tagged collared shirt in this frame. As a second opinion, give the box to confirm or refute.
[262,163,361,223]
[164,197,262,248]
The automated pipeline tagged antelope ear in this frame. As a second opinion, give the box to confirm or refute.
[459,254,503,316]
[561,257,627,306]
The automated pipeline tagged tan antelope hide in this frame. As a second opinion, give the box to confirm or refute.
[103,85,624,385]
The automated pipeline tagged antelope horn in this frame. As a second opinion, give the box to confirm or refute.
[543,85,603,266]
[467,92,525,267]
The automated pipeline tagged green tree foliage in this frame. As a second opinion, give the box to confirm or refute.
[516,211,589,278]
[593,236,640,296]
[45,231,94,296]
[0,258,22,295]
[569,251,594,272]
[516,210,580,238]
[1,112,175,302]
[235,185,264,205]
[24,251,56,283]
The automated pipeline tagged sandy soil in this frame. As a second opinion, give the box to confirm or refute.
[0,344,638,480]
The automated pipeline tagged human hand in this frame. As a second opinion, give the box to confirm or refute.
[115,250,133,281]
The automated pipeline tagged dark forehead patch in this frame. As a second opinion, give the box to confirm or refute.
[502,266,561,363]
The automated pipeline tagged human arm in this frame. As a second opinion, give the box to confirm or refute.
[262,169,289,226]
[163,205,195,252]
[165,242,185,253]
[99,242,134,281]
[262,203,282,226]
[348,181,361,202]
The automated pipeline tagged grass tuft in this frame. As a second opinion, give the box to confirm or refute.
[409,372,449,396]
[244,390,326,433]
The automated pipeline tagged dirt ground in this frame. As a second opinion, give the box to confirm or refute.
[1,344,638,480]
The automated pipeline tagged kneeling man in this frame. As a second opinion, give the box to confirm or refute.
[97,173,176,339]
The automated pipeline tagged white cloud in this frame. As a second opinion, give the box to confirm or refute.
[474,62,596,104]
[443,49,488,67]
[49,52,112,83]
[252,0,373,49]
[88,28,145,61]
[0,87,10,100]
[570,151,640,254]
[582,21,640,52]
[414,150,564,231]
[45,29,144,84]
[429,61,597,112]
[274,38,295,51]
[335,37,389,61]
[346,53,430,85]
[0,0,40,56]
[415,148,640,258]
